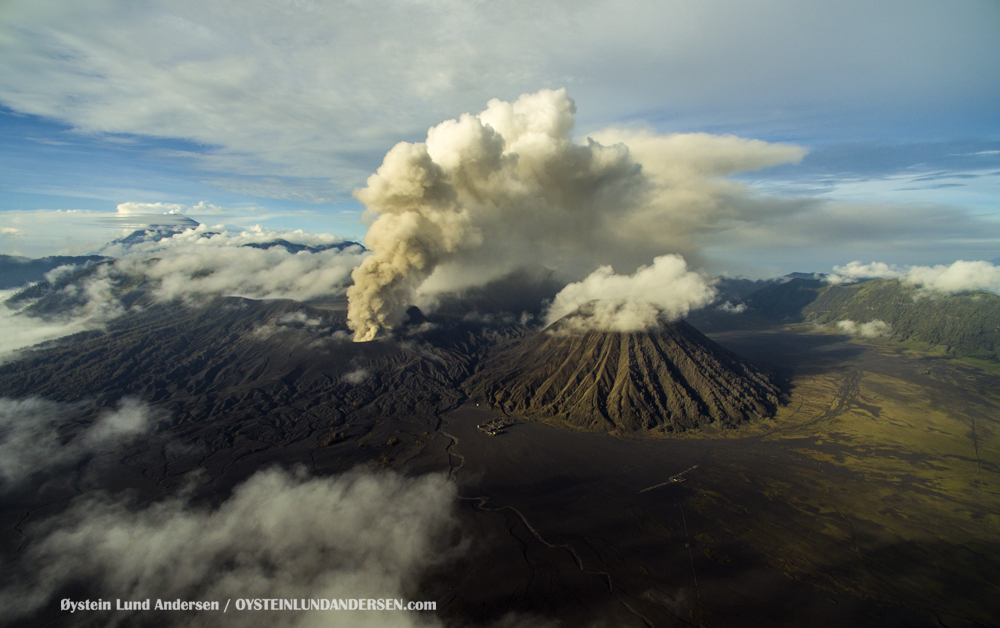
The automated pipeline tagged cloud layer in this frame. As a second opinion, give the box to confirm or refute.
[113,224,366,302]
[836,319,890,338]
[347,89,802,340]
[0,282,123,363]
[1,222,366,360]
[0,397,158,488]
[825,259,1000,295]
[1,0,995,198]
[1,468,456,627]
[903,260,1000,295]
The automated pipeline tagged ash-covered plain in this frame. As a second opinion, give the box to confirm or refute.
[2,285,998,627]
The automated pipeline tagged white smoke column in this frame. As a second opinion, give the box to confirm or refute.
[347,89,805,341]
[544,254,716,332]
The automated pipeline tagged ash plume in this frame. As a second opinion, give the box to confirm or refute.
[347,88,804,341]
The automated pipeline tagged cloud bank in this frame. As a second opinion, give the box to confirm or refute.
[347,88,803,340]
[0,280,124,363]
[0,397,158,488]
[0,468,456,628]
[825,259,1000,295]
[1,223,366,360]
[903,260,1000,295]
[113,224,366,303]
[543,255,716,332]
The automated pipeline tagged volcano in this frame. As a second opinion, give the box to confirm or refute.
[465,307,781,433]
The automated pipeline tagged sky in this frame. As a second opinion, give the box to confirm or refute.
[1,0,998,275]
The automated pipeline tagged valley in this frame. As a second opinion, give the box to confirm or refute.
[1,299,998,627]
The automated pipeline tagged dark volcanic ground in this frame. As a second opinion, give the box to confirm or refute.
[425,407,936,627]
[1,299,998,627]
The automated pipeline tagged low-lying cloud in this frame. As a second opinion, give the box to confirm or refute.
[825,261,903,284]
[836,319,891,338]
[114,225,366,303]
[903,260,1000,295]
[0,468,457,628]
[342,368,370,385]
[2,224,367,360]
[0,397,159,489]
[825,259,1000,295]
[543,254,716,332]
[0,282,124,363]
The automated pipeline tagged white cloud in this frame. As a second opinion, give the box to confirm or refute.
[716,301,747,314]
[116,201,191,216]
[0,467,457,628]
[0,397,159,488]
[544,254,716,332]
[836,319,890,338]
[0,276,124,363]
[342,368,370,385]
[825,260,903,284]
[903,260,1000,295]
[112,224,367,302]
[0,222,366,359]
[823,259,1000,295]
[0,0,994,200]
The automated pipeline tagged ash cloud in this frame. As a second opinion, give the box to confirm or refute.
[543,255,716,332]
[0,397,159,489]
[347,88,804,341]
[0,468,457,628]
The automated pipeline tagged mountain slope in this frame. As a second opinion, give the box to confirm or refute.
[802,279,1000,360]
[465,315,780,433]
[0,254,108,289]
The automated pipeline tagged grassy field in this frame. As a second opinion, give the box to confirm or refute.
[691,328,1000,625]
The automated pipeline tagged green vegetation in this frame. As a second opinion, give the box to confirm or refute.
[802,280,1000,362]
[689,340,1000,623]
[690,277,1000,362]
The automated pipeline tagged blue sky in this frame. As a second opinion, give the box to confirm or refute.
[1,0,998,274]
